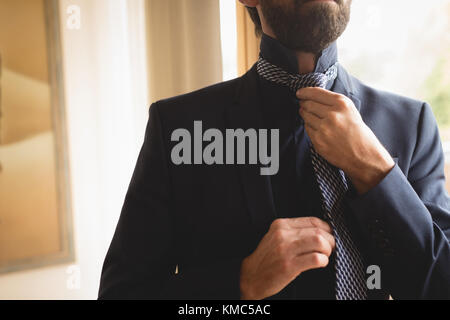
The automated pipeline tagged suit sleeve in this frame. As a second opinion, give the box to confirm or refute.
[98,103,243,300]
[348,103,450,299]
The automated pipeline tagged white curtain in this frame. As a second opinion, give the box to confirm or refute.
[146,0,223,102]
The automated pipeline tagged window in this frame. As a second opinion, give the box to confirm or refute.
[339,0,450,190]
[219,0,238,81]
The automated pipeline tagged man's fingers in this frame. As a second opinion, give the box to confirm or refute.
[304,123,317,136]
[290,231,334,257]
[296,227,336,251]
[299,100,329,119]
[281,217,333,234]
[299,107,320,130]
[296,87,340,105]
[270,226,335,254]
[292,252,330,275]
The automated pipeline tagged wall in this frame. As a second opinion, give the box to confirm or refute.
[0,0,149,299]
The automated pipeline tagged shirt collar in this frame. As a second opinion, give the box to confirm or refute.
[259,33,338,76]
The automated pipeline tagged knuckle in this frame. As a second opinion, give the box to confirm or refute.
[321,255,330,267]
[313,227,323,237]
[270,219,284,230]
[330,113,344,129]
[311,253,328,267]
[336,97,349,109]
[273,229,286,243]
[336,95,347,103]
[309,216,322,227]
[328,112,338,122]
[310,253,322,266]
[331,92,342,100]
[312,233,323,245]
[316,235,331,255]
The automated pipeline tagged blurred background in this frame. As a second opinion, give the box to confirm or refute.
[0,0,448,299]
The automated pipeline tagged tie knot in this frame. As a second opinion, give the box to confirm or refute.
[257,57,338,92]
[290,73,329,91]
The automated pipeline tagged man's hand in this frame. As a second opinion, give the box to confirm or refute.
[297,87,395,195]
[240,217,335,300]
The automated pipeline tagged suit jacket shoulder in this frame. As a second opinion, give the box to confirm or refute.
[351,74,425,120]
[153,77,242,129]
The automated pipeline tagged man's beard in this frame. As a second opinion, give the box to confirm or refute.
[259,0,352,53]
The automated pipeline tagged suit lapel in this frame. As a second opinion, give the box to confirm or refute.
[333,64,361,112]
[227,65,277,238]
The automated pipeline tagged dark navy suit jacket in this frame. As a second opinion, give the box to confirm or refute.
[99,62,450,299]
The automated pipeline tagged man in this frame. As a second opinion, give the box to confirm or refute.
[99,0,450,299]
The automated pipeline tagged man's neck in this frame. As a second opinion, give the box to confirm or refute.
[295,51,317,74]
[259,32,338,76]
[262,27,317,74]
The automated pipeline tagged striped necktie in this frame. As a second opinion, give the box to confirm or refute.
[257,57,368,300]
